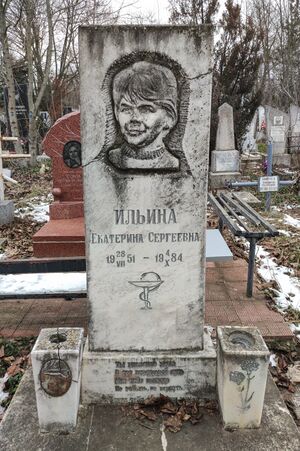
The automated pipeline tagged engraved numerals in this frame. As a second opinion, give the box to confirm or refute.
[155,250,183,267]
[106,251,135,267]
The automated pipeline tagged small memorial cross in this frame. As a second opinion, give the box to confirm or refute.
[228,141,295,211]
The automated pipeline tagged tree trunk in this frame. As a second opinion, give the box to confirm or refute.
[0,1,22,153]
[28,120,38,163]
[25,0,53,165]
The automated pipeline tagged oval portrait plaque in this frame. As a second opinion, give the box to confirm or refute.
[63,141,82,168]
[39,358,72,397]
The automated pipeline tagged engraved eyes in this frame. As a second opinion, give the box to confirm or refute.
[120,106,131,113]
[139,105,155,113]
[119,105,156,114]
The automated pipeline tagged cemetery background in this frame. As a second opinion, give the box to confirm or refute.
[0,0,299,445]
[0,156,299,426]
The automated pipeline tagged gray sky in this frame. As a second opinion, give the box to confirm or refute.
[112,0,170,23]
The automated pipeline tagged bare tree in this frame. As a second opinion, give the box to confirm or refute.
[1,0,125,163]
[249,0,300,109]
[168,0,219,25]
[0,0,22,152]
[24,0,53,162]
[212,0,262,150]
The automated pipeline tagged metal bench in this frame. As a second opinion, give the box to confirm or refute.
[208,192,279,297]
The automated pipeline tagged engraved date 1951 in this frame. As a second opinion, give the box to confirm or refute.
[106,251,135,267]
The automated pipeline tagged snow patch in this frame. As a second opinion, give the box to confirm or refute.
[271,206,281,212]
[277,229,292,237]
[290,323,300,340]
[0,374,9,416]
[283,214,300,229]
[0,272,86,295]
[269,354,277,367]
[15,195,51,223]
[256,246,300,311]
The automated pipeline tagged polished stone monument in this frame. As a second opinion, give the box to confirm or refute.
[33,112,85,257]
[80,25,216,402]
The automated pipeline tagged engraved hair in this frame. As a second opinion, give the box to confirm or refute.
[112,61,178,125]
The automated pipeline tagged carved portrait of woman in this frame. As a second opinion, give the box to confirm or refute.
[108,61,180,171]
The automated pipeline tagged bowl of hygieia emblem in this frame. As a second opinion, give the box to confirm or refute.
[129,272,163,290]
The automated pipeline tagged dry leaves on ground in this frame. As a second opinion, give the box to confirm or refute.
[121,395,218,433]
[0,217,43,259]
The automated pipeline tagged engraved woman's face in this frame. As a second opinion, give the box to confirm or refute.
[68,146,79,160]
[115,97,172,148]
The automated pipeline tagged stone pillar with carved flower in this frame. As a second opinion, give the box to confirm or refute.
[217,326,269,429]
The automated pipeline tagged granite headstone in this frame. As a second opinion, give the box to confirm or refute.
[42,112,83,219]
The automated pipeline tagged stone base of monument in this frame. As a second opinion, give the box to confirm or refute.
[31,327,84,433]
[33,217,85,257]
[217,326,269,430]
[209,172,241,190]
[209,150,241,189]
[273,154,291,167]
[0,200,14,226]
[211,150,240,173]
[49,201,84,220]
[81,328,216,404]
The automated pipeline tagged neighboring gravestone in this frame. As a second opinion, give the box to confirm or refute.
[265,105,290,165]
[289,104,300,152]
[42,112,82,219]
[80,25,216,403]
[289,105,300,167]
[210,103,240,189]
[33,112,85,258]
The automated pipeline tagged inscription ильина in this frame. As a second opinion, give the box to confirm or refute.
[129,272,163,309]
[107,61,180,171]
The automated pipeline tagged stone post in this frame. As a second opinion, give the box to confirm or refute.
[31,327,84,432]
[217,326,269,429]
[210,103,240,189]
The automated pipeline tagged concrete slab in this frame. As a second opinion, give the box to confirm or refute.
[0,368,299,450]
[234,191,261,205]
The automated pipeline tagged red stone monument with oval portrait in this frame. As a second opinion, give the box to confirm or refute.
[33,112,85,257]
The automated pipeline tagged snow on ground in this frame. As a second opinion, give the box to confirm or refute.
[0,374,9,416]
[277,229,292,237]
[15,195,51,223]
[0,272,86,296]
[284,214,300,229]
[256,245,300,311]
[290,323,300,341]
